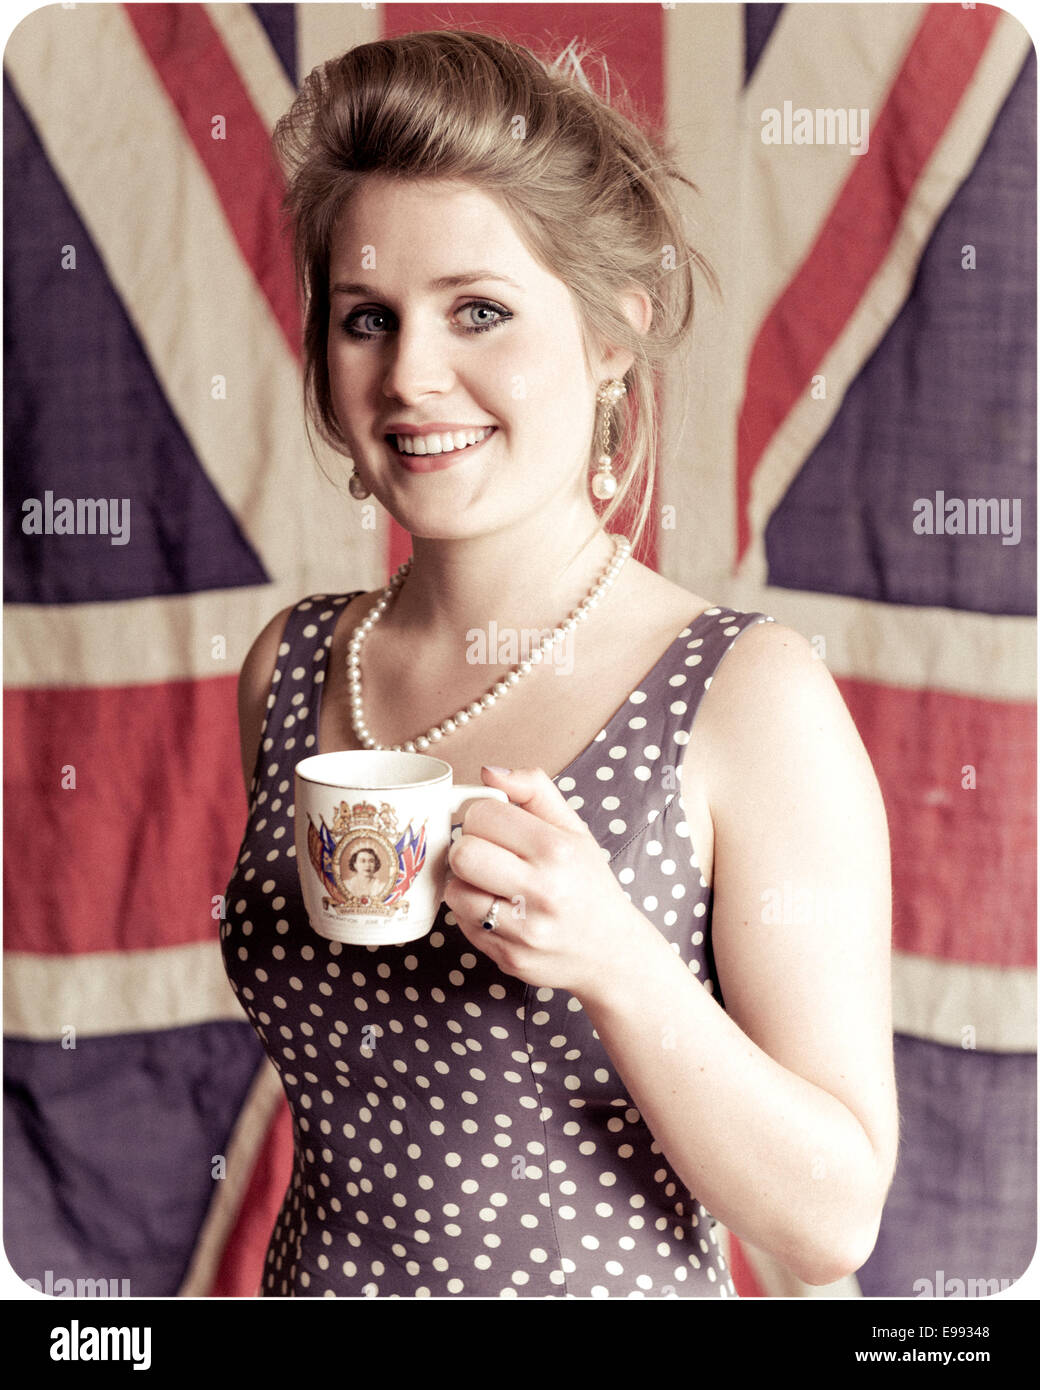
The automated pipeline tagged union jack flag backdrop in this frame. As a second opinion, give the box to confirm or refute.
[4,2,1035,1299]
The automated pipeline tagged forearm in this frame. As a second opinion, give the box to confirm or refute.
[575,908,887,1285]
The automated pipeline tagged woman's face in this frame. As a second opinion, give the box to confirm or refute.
[355,850,377,874]
[325,176,635,540]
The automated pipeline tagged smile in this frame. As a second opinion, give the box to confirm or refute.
[387,426,497,472]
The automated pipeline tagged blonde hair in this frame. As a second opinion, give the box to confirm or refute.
[273,28,716,554]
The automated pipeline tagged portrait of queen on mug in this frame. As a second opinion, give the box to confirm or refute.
[338,841,391,904]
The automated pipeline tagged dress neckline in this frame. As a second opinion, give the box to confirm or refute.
[547,605,716,786]
[312,592,718,782]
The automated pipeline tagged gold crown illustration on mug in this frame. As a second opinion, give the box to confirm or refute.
[331,800,398,838]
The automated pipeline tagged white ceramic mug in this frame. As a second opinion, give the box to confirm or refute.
[294,750,508,946]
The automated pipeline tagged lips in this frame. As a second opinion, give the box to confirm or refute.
[387,426,497,473]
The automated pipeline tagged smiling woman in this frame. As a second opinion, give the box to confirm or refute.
[271,29,711,553]
[319,174,655,542]
[221,28,897,1300]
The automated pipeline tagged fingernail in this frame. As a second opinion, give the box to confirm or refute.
[482,765,511,776]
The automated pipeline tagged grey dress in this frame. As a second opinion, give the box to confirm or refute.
[222,592,773,1297]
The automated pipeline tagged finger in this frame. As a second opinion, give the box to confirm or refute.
[443,874,524,939]
[458,795,555,862]
[447,832,526,902]
[480,765,587,835]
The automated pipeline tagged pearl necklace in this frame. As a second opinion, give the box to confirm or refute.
[348,534,633,752]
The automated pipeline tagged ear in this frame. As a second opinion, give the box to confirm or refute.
[594,285,653,380]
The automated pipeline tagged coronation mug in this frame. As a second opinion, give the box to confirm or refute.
[294,750,508,946]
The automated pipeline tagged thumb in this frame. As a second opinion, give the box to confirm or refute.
[480,765,587,834]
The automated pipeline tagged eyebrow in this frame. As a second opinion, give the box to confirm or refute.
[330,271,524,297]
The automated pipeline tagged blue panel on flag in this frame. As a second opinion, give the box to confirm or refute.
[765,53,1036,616]
[744,3,784,85]
[857,1034,1037,1297]
[251,3,297,87]
[2,77,269,605]
[3,1021,263,1296]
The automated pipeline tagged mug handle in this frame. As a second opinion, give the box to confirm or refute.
[448,785,509,824]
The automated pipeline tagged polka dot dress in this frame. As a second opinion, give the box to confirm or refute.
[222,594,774,1297]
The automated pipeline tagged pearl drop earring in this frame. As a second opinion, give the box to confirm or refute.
[591,379,626,501]
[348,463,371,500]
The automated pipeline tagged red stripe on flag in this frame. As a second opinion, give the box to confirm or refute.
[209,1095,293,1297]
[380,4,665,576]
[735,3,1002,565]
[4,678,245,954]
[727,1232,768,1297]
[837,677,1036,968]
[123,2,301,358]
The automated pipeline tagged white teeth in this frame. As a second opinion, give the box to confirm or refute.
[393,426,493,456]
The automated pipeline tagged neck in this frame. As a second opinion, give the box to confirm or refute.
[388,498,621,637]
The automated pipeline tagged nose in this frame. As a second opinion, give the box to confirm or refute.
[381,315,454,402]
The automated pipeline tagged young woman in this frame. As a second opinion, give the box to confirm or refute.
[223,30,897,1299]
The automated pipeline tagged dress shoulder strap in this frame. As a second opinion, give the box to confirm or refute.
[647,607,775,757]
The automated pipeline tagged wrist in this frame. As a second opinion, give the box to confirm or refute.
[572,900,670,1014]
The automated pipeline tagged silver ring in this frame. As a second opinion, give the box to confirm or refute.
[481,897,500,931]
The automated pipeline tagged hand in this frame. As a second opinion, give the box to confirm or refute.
[443,765,651,999]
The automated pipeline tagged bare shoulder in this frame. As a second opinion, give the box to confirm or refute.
[682,616,888,869]
[236,590,378,794]
[236,603,297,794]
[687,617,878,797]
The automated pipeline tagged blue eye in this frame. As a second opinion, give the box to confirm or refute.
[458,302,507,333]
[342,308,390,338]
[340,300,511,341]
